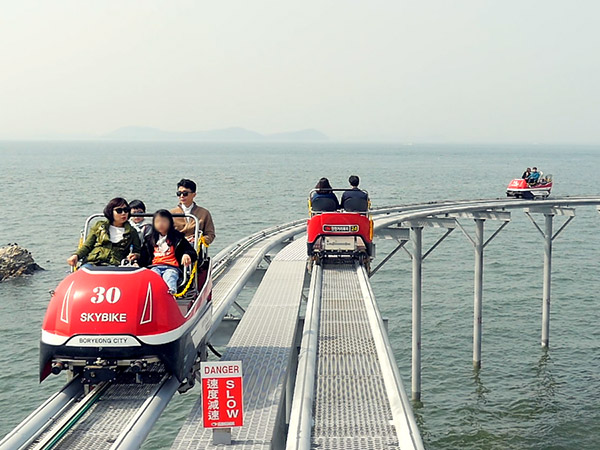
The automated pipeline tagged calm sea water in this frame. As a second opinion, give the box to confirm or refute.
[1,141,599,449]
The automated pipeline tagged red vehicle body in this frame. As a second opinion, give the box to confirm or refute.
[306,189,374,265]
[506,173,553,199]
[40,213,212,385]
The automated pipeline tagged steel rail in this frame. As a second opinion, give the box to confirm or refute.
[356,264,424,449]
[31,382,111,450]
[0,377,84,450]
[286,265,322,450]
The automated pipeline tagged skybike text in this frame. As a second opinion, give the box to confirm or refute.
[80,312,127,323]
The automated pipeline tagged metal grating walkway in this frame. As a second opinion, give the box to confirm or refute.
[172,238,307,449]
[311,264,400,449]
[288,263,423,450]
[208,226,305,339]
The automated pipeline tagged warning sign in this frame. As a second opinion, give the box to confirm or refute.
[201,361,243,428]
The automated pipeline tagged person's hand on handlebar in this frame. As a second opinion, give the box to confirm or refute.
[127,253,139,263]
[67,255,78,267]
[181,254,192,267]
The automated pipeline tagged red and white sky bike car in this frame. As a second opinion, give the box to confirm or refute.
[40,213,212,391]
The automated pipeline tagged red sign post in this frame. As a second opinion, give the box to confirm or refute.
[201,361,244,429]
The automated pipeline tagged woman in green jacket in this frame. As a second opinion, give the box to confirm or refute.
[67,198,141,267]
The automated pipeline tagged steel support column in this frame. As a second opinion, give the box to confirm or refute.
[454,211,510,368]
[411,227,423,401]
[526,206,575,348]
[541,214,553,347]
[473,219,484,368]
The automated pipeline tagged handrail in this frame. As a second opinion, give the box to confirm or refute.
[82,213,201,252]
[286,265,322,450]
[80,213,202,289]
[210,218,307,279]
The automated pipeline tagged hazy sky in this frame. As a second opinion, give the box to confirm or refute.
[1,1,599,143]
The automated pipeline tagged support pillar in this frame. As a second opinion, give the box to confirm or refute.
[411,226,423,401]
[541,214,553,347]
[453,210,510,370]
[473,219,484,368]
[525,206,574,348]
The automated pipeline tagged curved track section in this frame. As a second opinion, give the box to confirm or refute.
[371,196,600,230]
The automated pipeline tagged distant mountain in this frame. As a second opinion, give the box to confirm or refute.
[103,126,328,142]
[266,129,329,142]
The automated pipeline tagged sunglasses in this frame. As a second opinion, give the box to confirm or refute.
[114,207,131,214]
[176,191,193,197]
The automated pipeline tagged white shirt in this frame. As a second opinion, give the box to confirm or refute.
[155,235,170,254]
[109,225,125,243]
[181,203,194,222]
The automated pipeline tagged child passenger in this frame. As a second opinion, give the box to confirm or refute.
[129,199,152,242]
[143,209,197,294]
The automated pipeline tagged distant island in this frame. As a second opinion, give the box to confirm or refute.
[103,126,329,142]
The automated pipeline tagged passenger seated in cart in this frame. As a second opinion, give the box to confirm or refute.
[341,175,369,211]
[141,209,197,294]
[522,167,531,179]
[129,199,152,242]
[171,178,216,246]
[311,177,340,212]
[527,167,541,185]
[67,198,141,267]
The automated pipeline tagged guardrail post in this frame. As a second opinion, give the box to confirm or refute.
[473,219,484,368]
[542,213,553,347]
[411,226,423,401]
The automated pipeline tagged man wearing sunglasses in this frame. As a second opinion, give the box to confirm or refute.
[171,178,216,247]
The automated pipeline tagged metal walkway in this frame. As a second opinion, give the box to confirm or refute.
[208,221,306,339]
[172,238,308,449]
[287,263,423,450]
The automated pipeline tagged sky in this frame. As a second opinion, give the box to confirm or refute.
[1,1,599,143]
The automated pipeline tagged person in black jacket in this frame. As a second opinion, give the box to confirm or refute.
[341,175,369,209]
[311,177,340,211]
[141,209,198,293]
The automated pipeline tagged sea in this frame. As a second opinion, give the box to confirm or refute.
[0,141,599,449]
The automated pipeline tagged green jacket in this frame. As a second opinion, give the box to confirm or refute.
[75,219,141,266]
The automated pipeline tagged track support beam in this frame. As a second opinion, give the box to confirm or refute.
[525,207,575,347]
[410,227,422,401]
[456,213,510,368]
[473,219,484,369]
[403,218,456,401]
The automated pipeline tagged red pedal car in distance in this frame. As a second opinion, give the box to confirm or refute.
[306,189,374,266]
[40,213,212,387]
[507,172,553,199]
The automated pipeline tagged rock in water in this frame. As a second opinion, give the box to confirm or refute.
[0,244,44,282]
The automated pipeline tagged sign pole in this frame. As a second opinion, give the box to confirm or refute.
[213,428,232,445]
